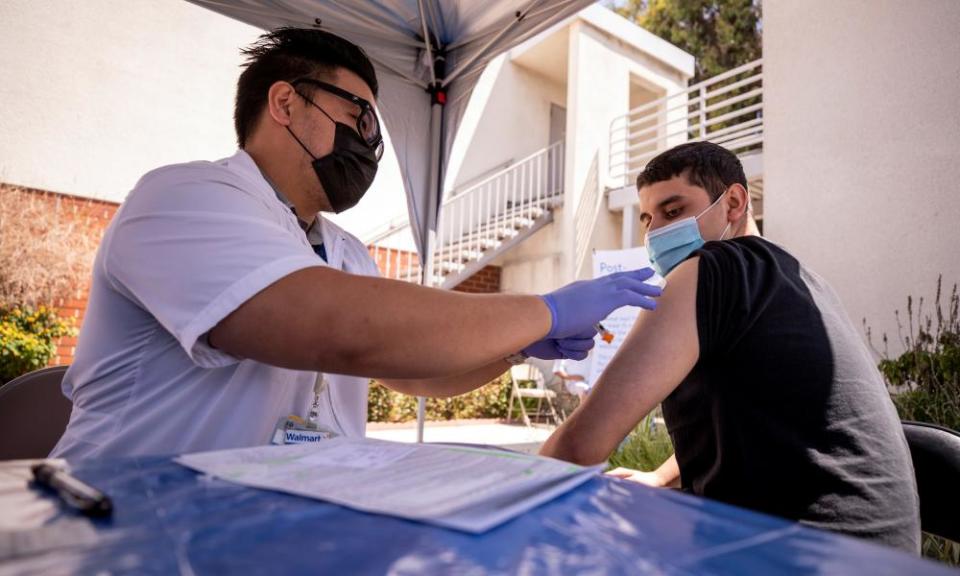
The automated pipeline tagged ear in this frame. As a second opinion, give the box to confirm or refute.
[725,183,750,223]
[266,81,297,127]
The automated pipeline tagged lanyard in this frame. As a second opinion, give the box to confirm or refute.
[306,373,327,429]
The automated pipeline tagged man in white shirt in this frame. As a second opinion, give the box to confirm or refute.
[553,355,594,401]
[52,28,662,459]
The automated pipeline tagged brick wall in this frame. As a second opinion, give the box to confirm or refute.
[26,191,120,365]
[452,266,502,294]
[0,185,118,366]
[52,200,118,365]
[367,247,421,281]
[367,246,502,293]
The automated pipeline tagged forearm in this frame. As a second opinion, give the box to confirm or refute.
[211,267,550,380]
[539,408,623,465]
[540,344,666,465]
[378,360,510,398]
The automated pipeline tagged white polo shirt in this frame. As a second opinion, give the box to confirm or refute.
[51,150,379,460]
[552,356,595,396]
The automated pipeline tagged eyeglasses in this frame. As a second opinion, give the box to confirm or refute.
[291,78,384,160]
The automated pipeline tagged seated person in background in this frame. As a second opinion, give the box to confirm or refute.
[553,355,594,402]
[540,142,920,553]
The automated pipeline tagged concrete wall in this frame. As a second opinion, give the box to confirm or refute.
[497,206,567,294]
[764,1,960,355]
[0,0,263,202]
[446,56,566,192]
[561,20,689,284]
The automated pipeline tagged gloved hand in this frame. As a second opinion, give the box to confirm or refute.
[541,267,662,340]
[523,329,596,361]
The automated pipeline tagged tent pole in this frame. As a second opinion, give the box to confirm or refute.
[416,94,445,443]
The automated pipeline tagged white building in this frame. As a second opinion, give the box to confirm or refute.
[2,0,956,358]
[367,5,696,293]
[379,0,960,360]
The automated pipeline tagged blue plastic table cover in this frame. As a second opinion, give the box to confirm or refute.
[0,455,953,575]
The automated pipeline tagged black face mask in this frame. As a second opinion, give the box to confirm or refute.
[287,122,379,213]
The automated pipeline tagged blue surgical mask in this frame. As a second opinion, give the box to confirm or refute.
[645,191,731,277]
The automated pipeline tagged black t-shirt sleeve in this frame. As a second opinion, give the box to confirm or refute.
[692,240,755,359]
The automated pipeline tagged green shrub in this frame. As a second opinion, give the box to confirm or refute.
[0,306,75,383]
[868,277,960,430]
[367,372,512,423]
[866,276,960,565]
[607,414,674,472]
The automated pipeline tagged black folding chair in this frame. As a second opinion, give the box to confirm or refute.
[0,366,71,460]
[902,420,960,542]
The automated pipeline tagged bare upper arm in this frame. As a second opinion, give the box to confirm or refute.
[540,257,701,464]
[208,266,357,370]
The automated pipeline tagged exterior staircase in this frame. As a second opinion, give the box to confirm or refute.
[367,141,565,289]
[368,57,766,288]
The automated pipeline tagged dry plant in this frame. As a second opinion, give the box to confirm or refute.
[0,184,100,308]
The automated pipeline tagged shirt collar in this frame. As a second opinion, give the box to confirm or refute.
[272,187,314,234]
[245,153,318,237]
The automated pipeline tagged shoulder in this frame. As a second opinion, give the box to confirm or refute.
[135,158,249,193]
[693,236,797,282]
[662,256,701,298]
[121,158,278,222]
[695,235,792,263]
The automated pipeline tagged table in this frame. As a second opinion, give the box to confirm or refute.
[0,456,952,575]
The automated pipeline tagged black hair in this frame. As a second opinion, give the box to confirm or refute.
[234,27,378,148]
[635,141,747,201]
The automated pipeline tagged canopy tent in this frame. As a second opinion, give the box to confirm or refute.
[189,0,592,264]
[188,0,595,440]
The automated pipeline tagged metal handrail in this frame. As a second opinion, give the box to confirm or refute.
[441,142,564,207]
[610,58,763,125]
[446,156,516,198]
[610,58,763,182]
[431,141,564,282]
[369,141,565,284]
[361,212,416,245]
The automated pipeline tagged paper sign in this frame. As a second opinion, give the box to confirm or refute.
[588,247,663,386]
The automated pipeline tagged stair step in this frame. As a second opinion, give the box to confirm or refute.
[372,190,564,285]
[438,261,466,273]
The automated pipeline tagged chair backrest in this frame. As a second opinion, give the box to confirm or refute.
[509,363,545,390]
[524,357,559,389]
[0,365,71,460]
[902,420,960,542]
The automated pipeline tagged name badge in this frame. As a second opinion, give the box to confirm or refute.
[281,428,333,444]
[270,415,337,445]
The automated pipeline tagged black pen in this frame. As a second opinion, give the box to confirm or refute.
[31,462,113,517]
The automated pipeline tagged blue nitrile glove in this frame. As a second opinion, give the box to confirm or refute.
[523,329,597,361]
[541,268,662,340]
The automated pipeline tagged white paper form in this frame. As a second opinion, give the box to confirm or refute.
[175,438,601,533]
